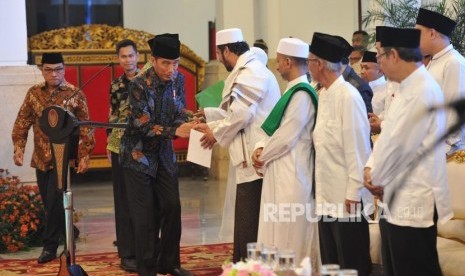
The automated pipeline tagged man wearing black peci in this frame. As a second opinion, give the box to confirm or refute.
[120,34,193,276]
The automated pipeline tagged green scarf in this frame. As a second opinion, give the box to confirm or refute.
[261,82,318,136]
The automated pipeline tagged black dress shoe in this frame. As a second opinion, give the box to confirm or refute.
[120,258,137,272]
[162,267,193,276]
[37,250,57,264]
[73,225,80,241]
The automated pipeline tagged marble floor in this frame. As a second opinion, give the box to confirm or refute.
[0,167,231,261]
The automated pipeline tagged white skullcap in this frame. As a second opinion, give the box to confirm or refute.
[250,47,268,65]
[277,37,309,58]
[216,28,244,46]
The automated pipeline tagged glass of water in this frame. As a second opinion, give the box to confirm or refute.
[338,269,358,275]
[277,249,296,270]
[321,264,340,276]
[261,245,278,267]
[247,242,263,261]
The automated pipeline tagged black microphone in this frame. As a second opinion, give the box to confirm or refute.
[387,97,465,208]
[428,98,465,113]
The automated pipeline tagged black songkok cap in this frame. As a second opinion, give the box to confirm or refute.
[380,27,420,48]
[375,26,387,42]
[41,52,64,64]
[253,39,268,51]
[362,51,377,63]
[332,35,353,58]
[147,37,155,53]
[310,32,347,63]
[416,8,456,37]
[150,33,180,59]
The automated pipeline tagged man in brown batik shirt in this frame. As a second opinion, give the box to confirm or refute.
[11,52,94,264]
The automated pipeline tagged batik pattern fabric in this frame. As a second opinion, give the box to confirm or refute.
[12,81,95,171]
[120,67,187,177]
[106,70,139,154]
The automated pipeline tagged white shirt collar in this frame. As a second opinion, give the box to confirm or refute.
[369,76,386,89]
[285,74,310,92]
[432,44,453,61]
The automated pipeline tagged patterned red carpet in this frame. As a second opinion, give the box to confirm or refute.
[0,243,232,275]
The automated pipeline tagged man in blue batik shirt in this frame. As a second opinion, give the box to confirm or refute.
[120,33,193,276]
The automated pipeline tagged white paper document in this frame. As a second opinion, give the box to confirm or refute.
[186,129,213,168]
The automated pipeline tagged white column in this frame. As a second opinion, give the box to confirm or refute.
[259,0,281,58]
[0,0,28,66]
[0,0,39,182]
[215,0,257,44]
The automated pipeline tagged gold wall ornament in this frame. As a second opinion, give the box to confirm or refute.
[447,150,465,164]
[29,24,154,51]
[29,24,205,89]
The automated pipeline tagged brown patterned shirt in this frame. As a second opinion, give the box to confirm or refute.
[12,81,95,172]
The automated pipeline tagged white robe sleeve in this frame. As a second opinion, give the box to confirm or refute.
[441,59,465,149]
[342,91,372,202]
[204,107,228,123]
[258,92,315,166]
[370,95,433,187]
[209,93,256,147]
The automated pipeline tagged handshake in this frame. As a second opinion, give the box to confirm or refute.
[176,109,217,149]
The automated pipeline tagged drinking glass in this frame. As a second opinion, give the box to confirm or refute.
[261,245,278,267]
[277,249,296,270]
[321,264,340,276]
[246,242,263,261]
[338,269,358,275]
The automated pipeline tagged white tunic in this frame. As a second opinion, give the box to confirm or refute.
[369,76,387,116]
[378,80,398,122]
[314,76,372,218]
[254,75,320,267]
[426,44,465,154]
[366,66,453,227]
[206,51,281,184]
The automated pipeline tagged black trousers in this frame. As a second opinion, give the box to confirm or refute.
[124,166,181,276]
[379,211,442,276]
[36,169,65,252]
[111,152,135,259]
[318,215,371,276]
[233,179,262,262]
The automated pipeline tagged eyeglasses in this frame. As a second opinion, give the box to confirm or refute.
[43,67,64,74]
[308,58,319,63]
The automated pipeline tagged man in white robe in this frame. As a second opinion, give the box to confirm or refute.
[194,28,280,262]
[309,32,373,276]
[416,8,465,157]
[364,26,453,276]
[415,9,465,220]
[252,37,320,269]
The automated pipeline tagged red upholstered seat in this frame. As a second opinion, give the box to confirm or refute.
[65,64,196,163]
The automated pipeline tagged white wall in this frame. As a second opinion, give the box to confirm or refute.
[124,0,360,61]
[277,0,359,54]
[123,0,216,61]
[0,0,28,65]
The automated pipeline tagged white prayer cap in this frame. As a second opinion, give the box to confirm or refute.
[250,47,268,65]
[277,37,309,59]
[216,28,244,46]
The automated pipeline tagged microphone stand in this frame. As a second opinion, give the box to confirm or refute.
[39,106,126,276]
[62,62,114,106]
[385,110,465,209]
